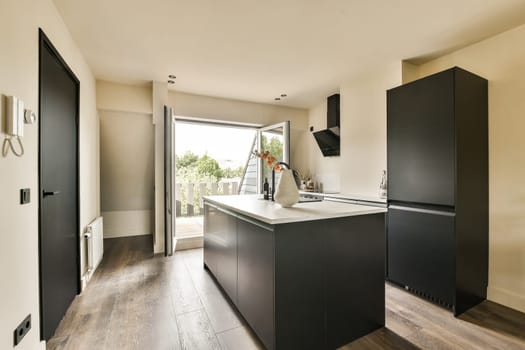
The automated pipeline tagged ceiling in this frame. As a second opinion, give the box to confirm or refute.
[53,0,525,108]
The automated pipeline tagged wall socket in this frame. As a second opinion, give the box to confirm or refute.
[14,314,31,346]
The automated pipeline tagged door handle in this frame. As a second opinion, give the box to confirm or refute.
[389,205,455,217]
[43,190,60,197]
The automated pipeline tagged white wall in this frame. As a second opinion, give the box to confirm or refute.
[306,100,341,192]
[99,110,154,238]
[340,63,402,195]
[97,80,152,114]
[414,23,525,313]
[96,81,155,240]
[0,0,99,349]
[307,63,402,195]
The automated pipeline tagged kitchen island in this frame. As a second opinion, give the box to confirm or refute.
[203,195,387,350]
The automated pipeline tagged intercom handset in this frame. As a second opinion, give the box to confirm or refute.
[6,96,25,136]
[2,95,25,157]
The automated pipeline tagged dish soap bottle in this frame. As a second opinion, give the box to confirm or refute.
[263,177,269,200]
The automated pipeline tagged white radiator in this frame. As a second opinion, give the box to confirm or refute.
[84,216,104,286]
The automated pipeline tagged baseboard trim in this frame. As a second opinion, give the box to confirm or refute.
[104,231,151,238]
[488,285,525,313]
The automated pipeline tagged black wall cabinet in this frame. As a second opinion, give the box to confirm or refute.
[387,67,488,316]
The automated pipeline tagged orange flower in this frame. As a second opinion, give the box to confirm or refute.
[254,149,281,170]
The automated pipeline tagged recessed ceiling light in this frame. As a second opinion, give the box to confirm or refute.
[168,80,175,84]
[274,97,281,101]
[281,94,287,98]
[168,75,176,79]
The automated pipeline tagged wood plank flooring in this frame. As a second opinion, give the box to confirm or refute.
[47,235,525,350]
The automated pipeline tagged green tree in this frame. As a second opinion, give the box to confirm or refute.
[176,151,199,169]
[196,154,223,181]
[261,135,284,181]
[261,135,283,161]
[222,166,245,179]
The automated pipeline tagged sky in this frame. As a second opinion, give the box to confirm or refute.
[175,121,257,169]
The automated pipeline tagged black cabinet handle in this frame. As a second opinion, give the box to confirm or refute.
[43,190,60,197]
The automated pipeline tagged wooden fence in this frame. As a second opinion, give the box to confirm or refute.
[175,181,239,217]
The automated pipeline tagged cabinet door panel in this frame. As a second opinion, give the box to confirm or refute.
[237,219,275,350]
[204,204,238,303]
[203,204,222,276]
[387,70,455,206]
[216,211,238,303]
[326,214,386,349]
[387,207,455,305]
[274,222,325,350]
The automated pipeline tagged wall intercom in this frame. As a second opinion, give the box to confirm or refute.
[2,95,26,157]
[6,96,25,137]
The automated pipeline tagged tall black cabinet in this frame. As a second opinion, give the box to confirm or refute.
[386,67,488,316]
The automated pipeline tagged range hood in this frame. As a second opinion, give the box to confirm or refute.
[313,94,340,157]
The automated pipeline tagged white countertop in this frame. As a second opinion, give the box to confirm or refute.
[203,195,387,225]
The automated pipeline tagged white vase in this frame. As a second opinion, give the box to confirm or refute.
[274,169,300,207]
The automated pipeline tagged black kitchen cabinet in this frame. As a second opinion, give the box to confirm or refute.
[237,218,275,350]
[387,69,455,206]
[203,204,221,276]
[324,215,386,349]
[216,208,238,303]
[387,67,488,315]
[204,200,386,350]
[203,204,238,303]
[273,220,328,350]
[387,207,455,306]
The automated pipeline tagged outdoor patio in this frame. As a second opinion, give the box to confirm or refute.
[175,216,204,238]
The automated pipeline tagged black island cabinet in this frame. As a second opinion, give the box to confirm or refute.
[203,199,386,350]
[386,67,488,316]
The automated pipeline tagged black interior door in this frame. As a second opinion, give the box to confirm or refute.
[39,30,80,340]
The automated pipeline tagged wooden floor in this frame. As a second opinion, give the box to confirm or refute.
[47,235,525,350]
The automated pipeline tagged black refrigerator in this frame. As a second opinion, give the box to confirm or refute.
[386,67,488,316]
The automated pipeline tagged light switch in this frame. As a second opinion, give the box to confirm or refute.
[20,188,30,205]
